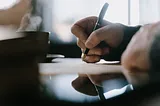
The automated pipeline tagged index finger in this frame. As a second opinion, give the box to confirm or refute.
[71,16,97,43]
[71,24,88,43]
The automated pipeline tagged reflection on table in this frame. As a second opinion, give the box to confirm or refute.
[39,58,130,103]
[41,74,99,102]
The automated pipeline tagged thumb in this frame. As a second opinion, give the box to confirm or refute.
[85,24,124,49]
[85,27,106,49]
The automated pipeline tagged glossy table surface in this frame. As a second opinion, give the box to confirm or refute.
[39,58,129,102]
[39,58,122,75]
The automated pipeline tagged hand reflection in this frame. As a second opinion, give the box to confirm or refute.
[72,73,125,96]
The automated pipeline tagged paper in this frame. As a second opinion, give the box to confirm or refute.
[39,58,122,75]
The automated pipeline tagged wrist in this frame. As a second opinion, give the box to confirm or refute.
[102,24,141,61]
[114,25,141,60]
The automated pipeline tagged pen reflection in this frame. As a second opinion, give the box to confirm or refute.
[41,74,99,102]
[40,74,129,102]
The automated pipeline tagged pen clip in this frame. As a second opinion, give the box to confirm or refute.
[93,22,101,31]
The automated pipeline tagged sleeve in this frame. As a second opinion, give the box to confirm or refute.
[149,34,160,83]
[103,25,141,61]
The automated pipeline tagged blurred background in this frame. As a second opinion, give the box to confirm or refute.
[0,0,160,103]
[1,0,160,58]
[1,0,157,58]
[0,0,138,58]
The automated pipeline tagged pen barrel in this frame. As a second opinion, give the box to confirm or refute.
[93,21,101,31]
[84,48,90,54]
[95,85,106,100]
[84,2,109,56]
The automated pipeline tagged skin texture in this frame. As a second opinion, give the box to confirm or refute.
[71,16,160,95]
[71,16,126,95]
[71,16,124,63]
[121,22,160,86]
[71,73,125,96]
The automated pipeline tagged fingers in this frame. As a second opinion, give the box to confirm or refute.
[78,38,110,54]
[77,39,86,49]
[71,73,125,96]
[81,48,110,63]
[77,38,109,63]
[85,28,102,49]
[72,17,124,63]
[85,24,124,49]
[80,47,109,63]
[87,48,105,56]
[71,25,88,43]
[71,16,112,45]
[78,38,110,63]
[83,55,101,63]
[71,16,98,43]
[72,76,98,96]
[87,74,125,86]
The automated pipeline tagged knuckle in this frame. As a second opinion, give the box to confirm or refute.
[89,48,103,55]
[71,25,76,34]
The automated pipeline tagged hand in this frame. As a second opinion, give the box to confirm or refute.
[71,16,125,63]
[72,73,125,96]
[121,22,160,86]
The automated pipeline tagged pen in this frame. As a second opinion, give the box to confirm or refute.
[82,2,109,60]
[81,3,109,101]
[95,85,106,100]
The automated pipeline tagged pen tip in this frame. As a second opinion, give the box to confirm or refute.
[81,53,86,61]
